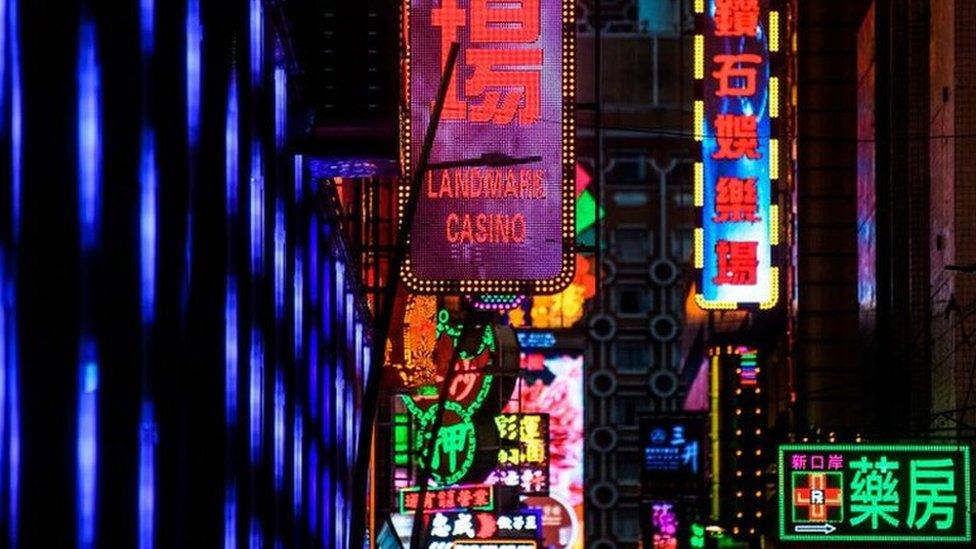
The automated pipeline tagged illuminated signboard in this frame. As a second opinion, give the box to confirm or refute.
[639,416,704,493]
[454,541,540,549]
[694,0,782,309]
[490,414,550,495]
[778,444,972,543]
[401,0,576,294]
[400,484,495,514]
[425,510,543,545]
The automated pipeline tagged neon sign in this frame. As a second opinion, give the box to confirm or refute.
[490,414,550,495]
[399,484,495,514]
[401,0,576,294]
[639,416,705,493]
[694,0,782,309]
[425,510,543,545]
[778,444,972,543]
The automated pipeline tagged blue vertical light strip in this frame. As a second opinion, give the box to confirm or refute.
[224,483,237,549]
[274,200,285,321]
[3,269,19,547]
[138,1,158,545]
[274,66,286,150]
[307,446,318,537]
[0,254,7,543]
[224,70,239,549]
[77,19,101,549]
[186,0,201,148]
[273,370,284,491]
[9,0,20,240]
[78,21,101,252]
[138,403,156,549]
[249,329,263,463]
[77,341,99,549]
[292,409,303,514]
[140,130,157,324]
[249,0,263,87]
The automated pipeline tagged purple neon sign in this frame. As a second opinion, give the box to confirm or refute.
[401,0,576,294]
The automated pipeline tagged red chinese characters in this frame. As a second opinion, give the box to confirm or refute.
[712,53,762,97]
[714,0,761,37]
[714,177,759,222]
[431,0,543,125]
[713,240,758,285]
[713,114,760,160]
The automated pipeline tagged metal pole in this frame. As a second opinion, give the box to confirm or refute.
[348,41,460,548]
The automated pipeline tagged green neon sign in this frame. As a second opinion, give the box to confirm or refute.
[778,444,972,543]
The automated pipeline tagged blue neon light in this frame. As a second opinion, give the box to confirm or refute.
[274,66,286,150]
[250,145,263,276]
[140,130,157,324]
[225,276,238,423]
[138,403,156,549]
[140,0,153,54]
[77,341,99,549]
[78,21,101,252]
[249,0,263,86]
[294,155,303,204]
[9,0,21,240]
[274,199,285,320]
[292,408,303,514]
[186,0,201,147]
[224,482,236,549]
[516,330,557,349]
[226,73,239,216]
[293,254,303,359]
[273,369,284,491]
[307,446,318,536]
[249,328,263,463]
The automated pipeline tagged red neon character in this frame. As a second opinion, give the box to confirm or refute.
[713,240,758,285]
[476,513,497,538]
[466,49,543,125]
[437,488,457,509]
[712,53,762,97]
[714,176,759,222]
[471,0,540,43]
[714,0,761,37]
[471,487,490,507]
[404,492,420,510]
[713,114,761,160]
[431,0,469,119]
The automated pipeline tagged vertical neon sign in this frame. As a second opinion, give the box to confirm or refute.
[695,0,781,310]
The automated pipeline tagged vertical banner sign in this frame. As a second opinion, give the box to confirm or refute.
[401,0,576,294]
[778,444,972,543]
[694,0,782,309]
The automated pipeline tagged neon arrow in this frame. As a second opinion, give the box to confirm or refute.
[794,523,837,535]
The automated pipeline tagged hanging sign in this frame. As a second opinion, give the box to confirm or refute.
[778,444,972,543]
[401,0,576,295]
[694,0,782,309]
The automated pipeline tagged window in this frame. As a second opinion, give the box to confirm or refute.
[614,228,649,262]
[614,341,653,372]
[615,285,652,315]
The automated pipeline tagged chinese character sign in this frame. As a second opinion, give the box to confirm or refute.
[487,413,551,495]
[402,0,576,294]
[695,0,780,309]
[425,510,543,545]
[639,416,705,494]
[399,484,496,514]
[778,444,972,543]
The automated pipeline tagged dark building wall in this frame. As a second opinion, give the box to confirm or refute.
[794,0,870,431]
[929,0,976,437]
